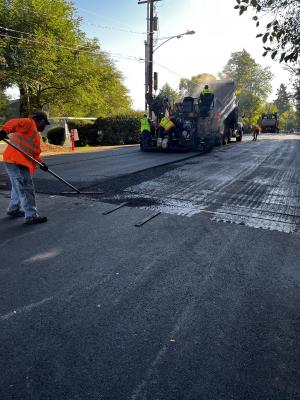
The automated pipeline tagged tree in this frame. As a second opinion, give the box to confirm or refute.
[0,89,9,113]
[0,0,131,117]
[294,78,300,127]
[220,50,273,128]
[278,108,297,131]
[179,73,216,97]
[234,0,300,63]
[274,83,291,114]
[0,89,14,123]
[220,50,273,98]
[158,83,180,108]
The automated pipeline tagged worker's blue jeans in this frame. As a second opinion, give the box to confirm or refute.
[141,130,151,147]
[5,163,38,218]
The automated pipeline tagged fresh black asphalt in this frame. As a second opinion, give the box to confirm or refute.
[0,135,299,400]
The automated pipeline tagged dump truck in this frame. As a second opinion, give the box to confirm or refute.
[260,113,279,133]
[141,80,243,151]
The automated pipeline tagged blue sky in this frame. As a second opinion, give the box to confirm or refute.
[71,0,291,110]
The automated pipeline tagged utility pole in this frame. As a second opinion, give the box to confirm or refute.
[138,0,161,116]
[148,0,154,117]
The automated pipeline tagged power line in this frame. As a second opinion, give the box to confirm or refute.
[0,29,200,90]
[76,6,137,31]
[4,3,146,36]
[0,28,143,62]
[0,27,203,88]
[82,20,146,36]
[0,25,147,62]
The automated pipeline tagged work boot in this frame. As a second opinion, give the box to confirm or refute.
[25,215,48,225]
[7,209,25,218]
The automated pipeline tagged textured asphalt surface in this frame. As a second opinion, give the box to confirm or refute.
[0,135,300,400]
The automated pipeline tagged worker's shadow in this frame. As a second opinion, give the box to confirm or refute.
[0,216,45,240]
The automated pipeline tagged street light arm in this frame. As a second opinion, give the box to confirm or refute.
[153,36,178,53]
[153,30,195,53]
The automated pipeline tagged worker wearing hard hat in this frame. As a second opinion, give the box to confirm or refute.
[0,112,50,224]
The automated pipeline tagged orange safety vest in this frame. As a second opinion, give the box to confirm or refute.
[159,116,175,132]
[2,118,42,174]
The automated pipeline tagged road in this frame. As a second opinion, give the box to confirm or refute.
[0,135,300,400]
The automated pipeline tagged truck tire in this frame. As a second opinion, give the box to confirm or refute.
[222,135,229,145]
[140,143,147,151]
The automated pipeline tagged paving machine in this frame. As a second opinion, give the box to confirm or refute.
[142,80,243,152]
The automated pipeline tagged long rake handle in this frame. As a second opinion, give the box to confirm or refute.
[3,138,81,194]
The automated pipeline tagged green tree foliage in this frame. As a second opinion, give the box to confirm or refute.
[0,89,15,123]
[0,0,132,117]
[220,50,273,98]
[0,88,9,115]
[278,108,297,131]
[234,0,300,63]
[158,83,180,108]
[274,83,291,114]
[220,50,273,126]
[294,76,300,127]
[179,73,216,97]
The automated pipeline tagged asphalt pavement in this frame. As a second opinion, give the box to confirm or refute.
[0,135,299,400]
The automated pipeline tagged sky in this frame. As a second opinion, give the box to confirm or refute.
[7,0,293,110]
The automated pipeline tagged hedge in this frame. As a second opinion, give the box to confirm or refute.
[47,126,65,146]
[47,114,143,147]
[94,116,141,146]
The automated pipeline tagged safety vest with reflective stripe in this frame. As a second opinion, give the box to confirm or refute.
[201,88,213,95]
[2,118,42,174]
[140,117,150,132]
[159,116,175,131]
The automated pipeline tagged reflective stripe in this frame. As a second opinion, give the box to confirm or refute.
[159,117,174,131]
[8,133,39,150]
[8,140,36,156]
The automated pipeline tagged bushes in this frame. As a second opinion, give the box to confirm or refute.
[94,115,141,146]
[47,114,143,147]
[47,126,65,145]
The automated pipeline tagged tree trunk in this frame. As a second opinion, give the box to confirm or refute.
[19,85,30,117]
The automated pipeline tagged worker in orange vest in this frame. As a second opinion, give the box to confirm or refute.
[0,112,50,224]
[253,125,260,141]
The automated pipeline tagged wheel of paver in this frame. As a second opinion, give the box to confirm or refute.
[215,135,222,147]
[236,135,242,142]
[222,135,228,145]
[205,143,213,153]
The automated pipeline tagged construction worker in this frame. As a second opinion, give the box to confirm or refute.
[157,115,175,149]
[0,112,50,224]
[253,125,260,141]
[140,114,151,147]
[199,85,214,117]
[159,115,175,132]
